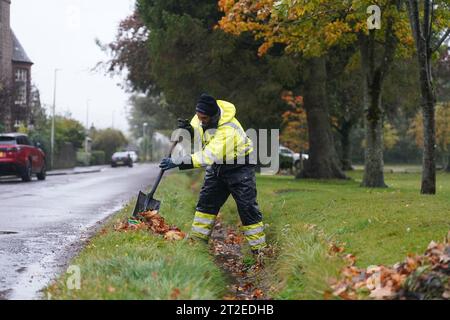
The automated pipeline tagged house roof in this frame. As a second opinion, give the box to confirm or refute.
[11,31,33,64]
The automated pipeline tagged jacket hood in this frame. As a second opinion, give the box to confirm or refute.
[217,100,236,125]
[191,99,236,129]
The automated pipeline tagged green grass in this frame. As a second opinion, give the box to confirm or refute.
[46,172,227,300]
[252,171,450,299]
[46,169,450,300]
[210,170,450,299]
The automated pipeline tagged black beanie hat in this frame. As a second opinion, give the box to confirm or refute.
[196,93,220,117]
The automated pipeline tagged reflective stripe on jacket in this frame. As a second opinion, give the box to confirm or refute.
[190,100,253,168]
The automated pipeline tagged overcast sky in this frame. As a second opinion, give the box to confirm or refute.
[11,0,135,134]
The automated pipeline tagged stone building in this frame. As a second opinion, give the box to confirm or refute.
[0,0,33,132]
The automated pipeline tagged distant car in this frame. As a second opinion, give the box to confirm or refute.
[279,146,295,170]
[0,133,46,182]
[124,151,138,163]
[293,152,309,170]
[279,146,309,171]
[111,151,133,168]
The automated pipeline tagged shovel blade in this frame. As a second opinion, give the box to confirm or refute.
[132,191,161,217]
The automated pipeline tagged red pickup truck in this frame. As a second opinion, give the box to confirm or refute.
[0,133,46,182]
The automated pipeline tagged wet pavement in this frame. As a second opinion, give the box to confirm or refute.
[0,163,160,300]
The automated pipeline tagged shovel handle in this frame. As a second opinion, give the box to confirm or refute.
[147,139,179,198]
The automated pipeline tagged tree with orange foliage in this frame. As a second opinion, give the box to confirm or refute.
[219,0,357,180]
[218,0,415,187]
[280,91,308,153]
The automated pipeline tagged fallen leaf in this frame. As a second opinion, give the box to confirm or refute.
[369,286,394,300]
[164,230,186,241]
[323,290,333,300]
[170,288,181,300]
[332,285,348,297]
[345,254,356,266]
[329,244,345,254]
[366,274,380,290]
[252,289,264,298]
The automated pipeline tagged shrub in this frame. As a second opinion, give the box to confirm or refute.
[90,150,106,165]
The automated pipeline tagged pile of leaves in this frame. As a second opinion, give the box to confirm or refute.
[330,235,450,300]
[114,210,186,241]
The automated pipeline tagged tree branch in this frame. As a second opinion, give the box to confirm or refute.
[424,0,432,47]
[429,0,435,45]
[379,1,399,80]
[406,0,422,48]
[432,28,450,53]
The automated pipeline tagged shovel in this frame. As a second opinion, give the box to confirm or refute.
[132,139,180,217]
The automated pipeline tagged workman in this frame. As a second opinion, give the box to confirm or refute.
[159,93,267,254]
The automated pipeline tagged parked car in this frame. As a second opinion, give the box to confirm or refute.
[111,151,133,168]
[293,151,309,170]
[0,133,46,182]
[123,150,138,163]
[279,146,295,170]
[279,145,309,171]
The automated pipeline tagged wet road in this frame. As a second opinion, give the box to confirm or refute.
[0,163,160,300]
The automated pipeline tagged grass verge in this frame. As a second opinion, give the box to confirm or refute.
[259,171,450,299]
[213,170,450,299]
[46,172,226,300]
[46,169,450,300]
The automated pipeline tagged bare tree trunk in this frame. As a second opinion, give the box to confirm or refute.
[297,56,347,179]
[357,0,400,188]
[417,1,437,194]
[420,72,437,193]
[361,71,387,188]
[359,34,391,188]
[407,0,439,194]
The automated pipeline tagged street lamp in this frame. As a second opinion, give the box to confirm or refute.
[143,122,148,162]
[86,99,90,130]
[85,99,90,153]
[51,68,61,169]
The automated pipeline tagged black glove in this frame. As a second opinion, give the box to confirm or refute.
[159,158,179,171]
[177,118,194,136]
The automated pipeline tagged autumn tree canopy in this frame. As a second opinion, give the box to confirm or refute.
[218,0,415,185]
[100,0,305,130]
[218,0,413,57]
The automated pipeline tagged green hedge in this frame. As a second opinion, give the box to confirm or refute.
[90,150,106,165]
[76,151,90,166]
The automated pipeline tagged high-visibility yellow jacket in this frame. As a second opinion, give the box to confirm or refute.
[189,100,253,168]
